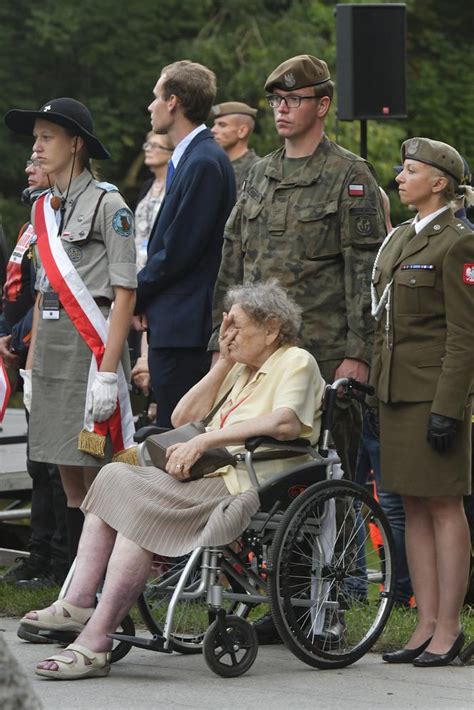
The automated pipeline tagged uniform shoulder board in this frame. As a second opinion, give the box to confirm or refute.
[95,181,119,193]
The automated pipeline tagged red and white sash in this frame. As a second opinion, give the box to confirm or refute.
[34,192,135,455]
[0,359,11,423]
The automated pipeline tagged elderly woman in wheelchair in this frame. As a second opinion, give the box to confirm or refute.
[20,279,396,679]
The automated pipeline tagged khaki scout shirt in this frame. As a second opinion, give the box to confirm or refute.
[33,170,137,300]
[211,136,385,382]
[370,210,474,420]
[232,149,260,193]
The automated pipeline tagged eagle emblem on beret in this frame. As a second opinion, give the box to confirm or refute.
[406,138,419,155]
[284,72,296,88]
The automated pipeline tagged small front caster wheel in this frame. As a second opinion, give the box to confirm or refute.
[203,615,258,678]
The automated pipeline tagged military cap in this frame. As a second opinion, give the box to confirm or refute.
[401,137,464,184]
[211,102,258,119]
[264,55,330,92]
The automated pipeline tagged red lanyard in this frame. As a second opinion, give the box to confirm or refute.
[219,393,251,429]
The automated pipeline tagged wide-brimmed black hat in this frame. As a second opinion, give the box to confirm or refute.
[4,97,110,160]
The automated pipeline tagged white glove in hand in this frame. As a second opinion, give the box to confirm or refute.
[88,372,118,422]
[19,369,32,413]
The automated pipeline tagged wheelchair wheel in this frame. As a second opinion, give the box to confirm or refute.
[138,551,246,654]
[110,614,135,663]
[269,480,395,669]
[203,616,258,678]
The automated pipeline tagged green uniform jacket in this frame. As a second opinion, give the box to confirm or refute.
[232,149,260,193]
[211,135,385,382]
[370,210,474,420]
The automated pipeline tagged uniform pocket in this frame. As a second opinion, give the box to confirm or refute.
[394,269,436,314]
[295,199,340,259]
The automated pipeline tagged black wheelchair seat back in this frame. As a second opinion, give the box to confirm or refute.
[257,459,332,512]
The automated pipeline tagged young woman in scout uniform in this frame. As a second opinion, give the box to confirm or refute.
[371,137,474,667]
[4,98,137,562]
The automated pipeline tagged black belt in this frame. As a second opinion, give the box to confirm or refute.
[59,297,111,309]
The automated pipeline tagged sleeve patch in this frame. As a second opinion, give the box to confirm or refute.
[463,264,474,284]
[348,184,365,197]
[112,208,134,237]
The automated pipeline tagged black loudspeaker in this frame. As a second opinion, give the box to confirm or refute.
[336,3,407,120]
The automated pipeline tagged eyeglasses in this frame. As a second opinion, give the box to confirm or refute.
[26,159,42,168]
[266,94,319,109]
[142,141,173,152]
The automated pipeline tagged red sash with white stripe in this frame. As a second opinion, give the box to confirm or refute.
[34,192,134,455]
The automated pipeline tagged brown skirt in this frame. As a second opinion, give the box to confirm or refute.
[379,400,472,497]
[81,463,260,556]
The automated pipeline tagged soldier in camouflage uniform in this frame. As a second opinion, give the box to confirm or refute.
[211,102,260,191]
[210,55,386,481]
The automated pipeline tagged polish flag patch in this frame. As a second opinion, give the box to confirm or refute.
[348,184,365,197]
[463,263,474,285]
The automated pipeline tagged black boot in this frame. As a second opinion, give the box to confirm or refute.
[66,507,84,565]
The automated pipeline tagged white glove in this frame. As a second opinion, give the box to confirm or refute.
[19,369,32,413]
[87,372,118,422]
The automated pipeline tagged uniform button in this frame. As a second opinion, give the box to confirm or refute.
[77,216,84,222]
[79,230,85,236]
[410,277,416,284]
[433,224,440,230]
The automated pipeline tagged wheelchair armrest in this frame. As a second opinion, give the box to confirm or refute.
[134,426,170,443]
[244,436,311,453]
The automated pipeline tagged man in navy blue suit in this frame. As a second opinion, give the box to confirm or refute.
[135,61,236,427]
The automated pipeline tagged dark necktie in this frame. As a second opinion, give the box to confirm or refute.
[166,160,175,192]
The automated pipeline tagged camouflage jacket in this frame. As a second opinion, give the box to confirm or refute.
[232,149,260,193]
[210,135,385,382]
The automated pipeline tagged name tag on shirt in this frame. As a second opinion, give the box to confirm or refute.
[42,291,60,320]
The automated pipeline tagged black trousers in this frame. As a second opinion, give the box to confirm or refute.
[27,457,68,568]
[148,347,212,428]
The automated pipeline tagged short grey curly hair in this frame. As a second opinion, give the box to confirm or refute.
[224,279,302,345]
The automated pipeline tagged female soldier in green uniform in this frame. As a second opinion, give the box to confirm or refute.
[4,98,137,562]
[371,138,474,666]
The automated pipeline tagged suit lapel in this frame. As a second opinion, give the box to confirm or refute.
[393,210,451,269]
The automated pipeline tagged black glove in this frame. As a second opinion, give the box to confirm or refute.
[426,413,458,453]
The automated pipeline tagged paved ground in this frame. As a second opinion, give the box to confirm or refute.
[1,618,472,710]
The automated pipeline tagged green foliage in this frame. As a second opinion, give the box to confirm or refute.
[0,0,471,247]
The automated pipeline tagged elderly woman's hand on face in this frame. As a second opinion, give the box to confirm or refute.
[218,311,237,362]
[165,435,209,480]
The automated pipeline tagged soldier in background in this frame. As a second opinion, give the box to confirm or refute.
[211,54,385,480]
[211,102,259,190]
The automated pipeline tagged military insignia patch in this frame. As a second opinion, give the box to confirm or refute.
[406,138,419,155]
[112,208,133,237]
[67,246,82,263]
[463,264,474,285]
[355,216,373,236]
[284,72,296,88]
[348,184,364,197]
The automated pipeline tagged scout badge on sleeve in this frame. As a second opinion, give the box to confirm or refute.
[0,359,11,423]
[34,192,137,463]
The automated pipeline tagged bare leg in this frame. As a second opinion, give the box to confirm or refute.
[424,495,469,654]
[58,465,90,507]
[25,514,116,621]
[37,533,152,671]
[402,496,437,648]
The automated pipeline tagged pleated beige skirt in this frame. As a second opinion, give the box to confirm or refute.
[379,399,472,497]
[81,463,260,556]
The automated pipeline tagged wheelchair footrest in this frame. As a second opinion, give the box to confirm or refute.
[107,632,173,653]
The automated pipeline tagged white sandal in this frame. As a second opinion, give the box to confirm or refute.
[35,643,111,680]
[19,600,94,635]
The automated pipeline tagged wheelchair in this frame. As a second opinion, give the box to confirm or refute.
[52,378,396,677]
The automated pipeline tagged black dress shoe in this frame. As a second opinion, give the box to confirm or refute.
[413,632,465,667]
[252,613,282,645]
[382,637,432,664]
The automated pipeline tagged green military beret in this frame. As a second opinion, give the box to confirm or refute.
[264,55,330,92]
[211,102,258,119]
[401,137,464,184]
